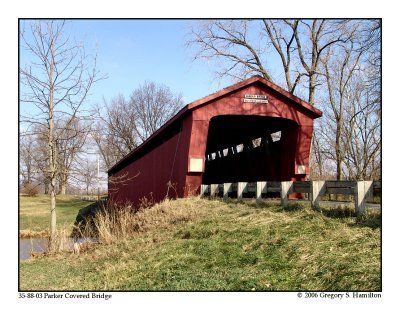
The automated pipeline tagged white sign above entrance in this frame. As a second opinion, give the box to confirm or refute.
[243,94,268,104]
[244,94,267,99]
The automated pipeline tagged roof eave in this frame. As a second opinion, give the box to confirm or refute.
[107,105,190,174]
[108,75,322,174]
[188,75,322,118]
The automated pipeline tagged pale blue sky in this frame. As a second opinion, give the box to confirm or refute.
[20,19,235,114]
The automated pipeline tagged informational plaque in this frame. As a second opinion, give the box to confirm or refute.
[189,157,204,173]
[243,94,268,103]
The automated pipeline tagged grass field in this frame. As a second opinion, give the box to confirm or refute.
[19,196,381,291]
[19,195,93,237]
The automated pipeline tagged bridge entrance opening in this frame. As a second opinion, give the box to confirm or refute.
[202,115,299,185]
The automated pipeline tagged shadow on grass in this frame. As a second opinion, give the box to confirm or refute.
[56,199,93,209]
[320,205,381,229]
[321,205,356,218]
[279,202,305,212]
[351,211,381,229]
[223,198,305,213]
[217,198,381,229]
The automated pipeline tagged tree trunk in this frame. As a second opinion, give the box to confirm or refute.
[60,184,67,195]
[49,144,57,249]
[48,29,57,250]
[59,173,67,195]
[308,73,316,106]
[44,180,49,195]
[335,125,343,181]
[21,21,101,250]
[49,179,57,250]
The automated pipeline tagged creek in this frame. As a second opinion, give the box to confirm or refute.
[19,237,94,261]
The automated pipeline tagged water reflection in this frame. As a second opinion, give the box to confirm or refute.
[19,237,94,261]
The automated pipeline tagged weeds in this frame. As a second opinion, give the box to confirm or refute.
[78,198,198,245]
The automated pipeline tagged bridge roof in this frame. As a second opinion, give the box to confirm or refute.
[108,75,322,174]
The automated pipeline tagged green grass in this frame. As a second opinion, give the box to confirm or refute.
[19,197,381,291]
[19,195,93,237]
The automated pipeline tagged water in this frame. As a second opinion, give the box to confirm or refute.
[19,237,95,261]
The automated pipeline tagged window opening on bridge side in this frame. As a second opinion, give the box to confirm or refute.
[271,131,281,142]
[205,132,280,161]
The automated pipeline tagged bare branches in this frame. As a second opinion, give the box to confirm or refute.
[92,95,138,169]
[56,118,89,194]
[186,19,356,106]
[130,81,183,143]
[108,171,140,196]
[312,23,380,180]
[93,82,184,170]
[186,20,271,82]
[20,20,102,243]
[262,19,299,93]
[20,21,104,131]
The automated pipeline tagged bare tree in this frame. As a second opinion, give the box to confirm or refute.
[73,155,98,195]
[187,20,272,81]
[94,82,184,169]
[319,43,363,180]
[342,70,381,180]
[26,124,52,194]
[130,81,184,142]
[314,26,381,181]
[19,134,36,186]
[358,20,381,112]
[93,94,138,169]
[20,20,102,247]
[186,19,351,105]
[92,122,120,171]
[310,133,327,179]
[261,20,301,94]
[56,118,88,194]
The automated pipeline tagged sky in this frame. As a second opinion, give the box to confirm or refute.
[20,19,235,116]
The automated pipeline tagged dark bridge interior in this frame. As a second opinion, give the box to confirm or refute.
[202,115,299,184]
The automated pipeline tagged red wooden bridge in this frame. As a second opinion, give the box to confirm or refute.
[108,76,322,207]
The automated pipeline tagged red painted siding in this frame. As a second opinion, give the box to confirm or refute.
[108,116,192,207]
[108,76,321,206]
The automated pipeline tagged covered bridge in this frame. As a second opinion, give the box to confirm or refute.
[108,76,322,207]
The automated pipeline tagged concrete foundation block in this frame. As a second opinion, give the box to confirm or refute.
[311,181,326,211]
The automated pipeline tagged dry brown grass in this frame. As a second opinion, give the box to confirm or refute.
[19,229,49,239]
[87,198,201,245]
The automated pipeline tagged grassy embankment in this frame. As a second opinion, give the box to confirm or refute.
[19,195,93,238]
[19,195,381,291]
